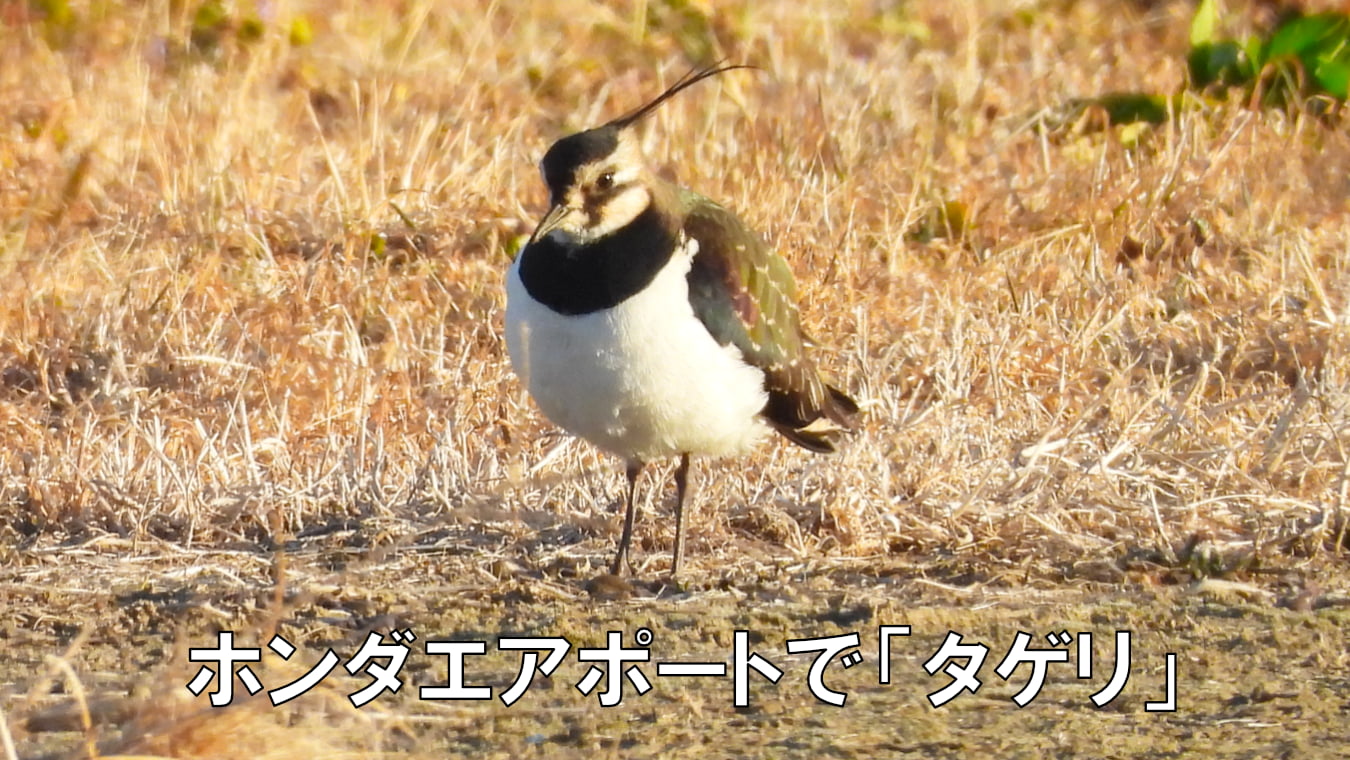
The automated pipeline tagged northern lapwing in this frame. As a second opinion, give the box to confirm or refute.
[505,63,858,577]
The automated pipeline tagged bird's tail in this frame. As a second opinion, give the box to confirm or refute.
[767,380,859,454]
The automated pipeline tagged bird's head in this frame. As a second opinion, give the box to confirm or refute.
[528,63,754,247]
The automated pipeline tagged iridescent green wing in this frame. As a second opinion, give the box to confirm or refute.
[681,190,857,451]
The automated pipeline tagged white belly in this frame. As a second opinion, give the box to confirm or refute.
[504,244,769,462]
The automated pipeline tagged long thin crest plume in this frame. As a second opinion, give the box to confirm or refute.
[606,62,756,130]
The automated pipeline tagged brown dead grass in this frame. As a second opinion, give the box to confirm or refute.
[2,0,1349,756]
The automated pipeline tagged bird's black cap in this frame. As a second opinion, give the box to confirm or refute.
[538,63,756,203]
[540,126,620,204]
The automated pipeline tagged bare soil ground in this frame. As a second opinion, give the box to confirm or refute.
[4,544,1349,758]
[2,0,1349,757]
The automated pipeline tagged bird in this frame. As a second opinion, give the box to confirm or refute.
[504,63,858,578]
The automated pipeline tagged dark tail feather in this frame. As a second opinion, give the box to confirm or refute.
[769,383,860,454]
[824,384,859,427]
[769,420,840,453]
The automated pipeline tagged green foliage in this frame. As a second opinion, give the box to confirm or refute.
[645,0,719,63]
[289,16,314,47]
[189,0,232,53]
[1189,0,1220,47]
[1189,0,1350,105]
[1188,39,1249,91]
[1265,13,1350,99]
[18,0,310,56]
[186,1,312,58]
[1038,92,1181,146]
[1089,92,1173,125]
[1064,1,1348,137]
[29,0,76,47]
[866,5,931,42]
[641,0,752,65]
[906,198,969,244]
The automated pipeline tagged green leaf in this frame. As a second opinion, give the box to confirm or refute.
[1095,92,1172,124]
[1308,18,1350,99]
[1185,7,1350,104]
[190,0,230,53]
[1266,13,1347,59]
[646,0,718,65]
[289,16,314,46]
[1190,0,1219,47]
[1243,35,1266,73]
[192,0,229,34]
[1313,59,1350,99]
[32,0,75,46]
[1189,40,1245,88]
[1264,13,1350,100]
[239,15,265,43]
[906,198,968,242]
[1117,121,1150,148]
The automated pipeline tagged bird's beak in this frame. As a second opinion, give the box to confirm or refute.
[528,203,573,246]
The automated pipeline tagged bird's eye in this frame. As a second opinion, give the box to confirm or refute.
[596,172,615,191]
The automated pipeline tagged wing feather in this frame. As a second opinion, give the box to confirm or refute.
[681,193,858,451]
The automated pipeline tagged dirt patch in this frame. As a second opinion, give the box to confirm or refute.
[4,541,1347,758]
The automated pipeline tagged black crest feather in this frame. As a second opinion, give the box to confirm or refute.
[607,62,757,130]
[539,62,755,204]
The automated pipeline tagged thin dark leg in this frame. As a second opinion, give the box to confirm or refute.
[611,460,644,575]
[671,453,692,578]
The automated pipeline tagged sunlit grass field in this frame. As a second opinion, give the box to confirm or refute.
[3,0,1348,755]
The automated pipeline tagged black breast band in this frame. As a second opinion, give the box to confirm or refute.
[516,204,678,315]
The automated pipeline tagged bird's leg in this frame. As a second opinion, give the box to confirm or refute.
[670,453,692,578]
[611,460,644,575]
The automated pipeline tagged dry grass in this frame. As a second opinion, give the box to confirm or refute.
[2,0,1349,755]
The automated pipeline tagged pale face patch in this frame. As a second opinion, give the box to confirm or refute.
[537,130,651,244]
